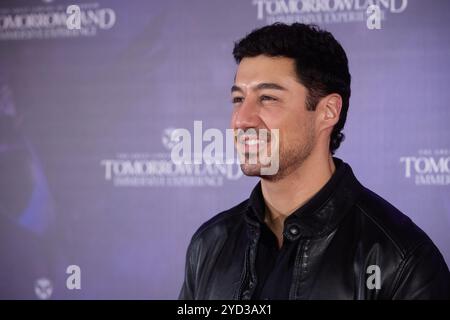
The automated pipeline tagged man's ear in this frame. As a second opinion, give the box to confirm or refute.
[316,94,342,132]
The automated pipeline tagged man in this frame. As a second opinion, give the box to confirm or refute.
[179,23,450,299]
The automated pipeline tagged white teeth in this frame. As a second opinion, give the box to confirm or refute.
[244,139,266,145]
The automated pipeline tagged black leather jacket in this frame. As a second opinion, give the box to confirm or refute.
[179,158,450,299]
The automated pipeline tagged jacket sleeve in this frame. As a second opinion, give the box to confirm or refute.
[391,241,450,299]
[178,236,198,300]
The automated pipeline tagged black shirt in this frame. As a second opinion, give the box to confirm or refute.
[247,158,347,300]
[252,222,298,299]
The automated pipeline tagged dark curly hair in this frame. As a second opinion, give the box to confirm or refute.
[233,23,351,154]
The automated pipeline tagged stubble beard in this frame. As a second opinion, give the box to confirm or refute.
[240,125,316,182]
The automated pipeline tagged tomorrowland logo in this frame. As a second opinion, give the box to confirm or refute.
[400,150,450,186]
[253,0,408,24]
[0,2,116,40]
[100,126,244,187]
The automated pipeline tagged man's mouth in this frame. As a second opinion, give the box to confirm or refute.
[241,137,267,146]
[236,133,270,154]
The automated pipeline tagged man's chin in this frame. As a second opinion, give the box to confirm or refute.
[240,163,279,178]
[240,163,263,177]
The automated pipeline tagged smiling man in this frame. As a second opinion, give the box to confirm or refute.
[179,23,450,300]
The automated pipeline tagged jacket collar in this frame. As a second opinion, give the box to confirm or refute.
[245,157,363,240]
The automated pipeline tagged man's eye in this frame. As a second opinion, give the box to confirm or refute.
[260,95,276,102]
[232,97,244,104]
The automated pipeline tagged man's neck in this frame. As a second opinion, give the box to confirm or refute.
[261,152,336,247]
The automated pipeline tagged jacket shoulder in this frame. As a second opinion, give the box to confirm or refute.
[191,199,249,243]
[354,187,432,257]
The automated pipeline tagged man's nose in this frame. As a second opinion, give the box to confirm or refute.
[234,97,260,130]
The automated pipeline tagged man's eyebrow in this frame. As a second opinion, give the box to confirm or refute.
[255,83,287,91]
[231,83,287,93]
[231,85,243,93]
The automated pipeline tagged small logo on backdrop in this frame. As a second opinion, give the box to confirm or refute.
[162,127,178,150]
[35,278,53,300]
[400,149,450,186]
[252,0,408,26]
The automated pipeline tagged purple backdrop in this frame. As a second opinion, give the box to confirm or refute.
[0,0,449,299]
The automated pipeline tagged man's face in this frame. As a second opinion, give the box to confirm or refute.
[231,55,317,180]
